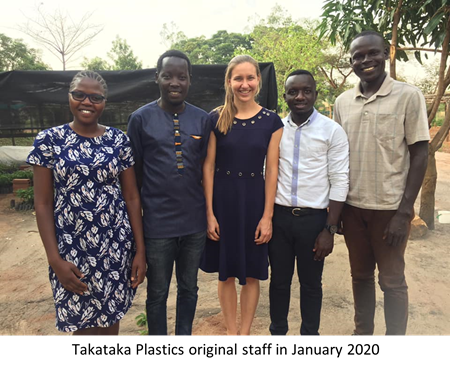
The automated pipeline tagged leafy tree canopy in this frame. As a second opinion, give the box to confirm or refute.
[171,30,253,65]
[0,33,49,72]
[318,0,450,63]
[81,36,142,71]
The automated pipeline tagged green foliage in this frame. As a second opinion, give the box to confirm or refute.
[135,312,148,335]
[165,5,351,111]
[108,36,143,70]
[246,22,325,112]
[82,36,142,71]
[317,0,450,64]
[81,56,110,71]
[0,33,49,72]
[0,174,13,187]
[0,170,33,188]
[242,7,350,113]
[171,30,253,65]
[0,137,35,147]
[11,170,33,180]
[0,163,19,175]
[16,187,34,204]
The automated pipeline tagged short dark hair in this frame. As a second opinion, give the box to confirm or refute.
[286,69,315,81]
[352,30,386,44]
[285,69,316,88]
[156,50,192,75]
[70,70,108,97]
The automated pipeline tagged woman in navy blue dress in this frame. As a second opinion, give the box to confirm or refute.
[201,55,283,335]
[27,71,146,335]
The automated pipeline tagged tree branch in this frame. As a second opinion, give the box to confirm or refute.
[18,6,103,70]
[428,16,450,127]
[389,0,403,79]
[431,102,450,152]
[319,66,338,89]
[397,47,449,54]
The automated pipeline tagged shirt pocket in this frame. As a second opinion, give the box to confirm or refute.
[302,143,328,168]
[374,114,404,142]
[185,133,204,154]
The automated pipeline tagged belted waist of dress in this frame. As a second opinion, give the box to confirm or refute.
[214,167,264,178]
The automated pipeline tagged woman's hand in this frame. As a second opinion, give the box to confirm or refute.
[131,251,146,288]
[255,216,272,245]
[51,259,88,295]
[207,214,220,241]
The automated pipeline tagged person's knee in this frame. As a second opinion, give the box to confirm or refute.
[245,277,260,286]
[378,273,407,292]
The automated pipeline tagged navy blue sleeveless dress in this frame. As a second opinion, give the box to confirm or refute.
[200,108,283,285]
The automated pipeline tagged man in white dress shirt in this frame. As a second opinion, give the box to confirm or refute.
[268,70,349,335]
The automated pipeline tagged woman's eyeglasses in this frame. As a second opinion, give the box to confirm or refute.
[69,91,106,104]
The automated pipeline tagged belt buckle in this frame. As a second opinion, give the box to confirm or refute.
[292,207,303,216]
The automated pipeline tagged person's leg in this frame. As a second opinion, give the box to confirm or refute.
[268,207,295,335]
[218,277,238,335]
[369,210,410,335]
[293,210,327,335]
[342,205,377,335]
[145,237,177,335]
[240,277,260,335]
[73,326,99,335]
[73,322,120,337]
[98,322,120,335]
[174,230,206,335]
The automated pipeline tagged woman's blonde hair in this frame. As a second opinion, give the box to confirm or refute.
[216,55,262,134]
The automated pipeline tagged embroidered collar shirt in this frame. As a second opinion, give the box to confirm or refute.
[127,101,211,238]
[275,109,349,209]
[333,76,430,210]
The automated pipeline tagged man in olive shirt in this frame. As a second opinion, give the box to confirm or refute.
[334,31,429,335]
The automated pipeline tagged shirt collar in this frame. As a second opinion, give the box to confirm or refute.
[354,74,394,100]
[285,108,318,128]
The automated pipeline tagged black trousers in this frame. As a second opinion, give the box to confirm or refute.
[268,204,327,335]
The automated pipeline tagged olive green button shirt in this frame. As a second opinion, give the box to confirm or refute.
[333,76,430,210]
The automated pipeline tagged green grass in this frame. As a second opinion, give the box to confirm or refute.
[0,137,35,146]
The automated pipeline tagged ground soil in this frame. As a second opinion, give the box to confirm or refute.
[1,152,450,336]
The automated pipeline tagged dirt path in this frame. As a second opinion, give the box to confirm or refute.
[1,152,450,336]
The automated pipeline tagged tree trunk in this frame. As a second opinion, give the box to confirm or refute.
[428,17,450,124]
[389,0,402,79]
[418,14,450,230]
[419,148,437,230]
[419,99,450,230]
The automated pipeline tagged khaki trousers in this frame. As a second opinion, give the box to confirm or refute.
[342,204,411,335]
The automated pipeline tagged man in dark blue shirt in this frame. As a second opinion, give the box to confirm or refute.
[127,50,211,335]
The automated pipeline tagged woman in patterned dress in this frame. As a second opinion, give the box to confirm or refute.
[27,71,146,335]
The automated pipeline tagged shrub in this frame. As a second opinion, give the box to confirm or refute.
[0,174,13,187]
[11,170,34,181]
[16,187,34,204]
[0,163,19,174]
[0,170,33,190]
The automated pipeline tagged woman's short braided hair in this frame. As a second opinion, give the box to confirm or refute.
[69,70,108,97]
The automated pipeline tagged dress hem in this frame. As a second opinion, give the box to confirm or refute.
[200,268,269,286]
[54,291,136,333]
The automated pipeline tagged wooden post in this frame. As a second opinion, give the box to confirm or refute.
[7,103,15,146]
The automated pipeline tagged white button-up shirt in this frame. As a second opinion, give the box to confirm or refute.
[275,109,350,209]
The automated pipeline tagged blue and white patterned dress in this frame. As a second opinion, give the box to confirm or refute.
[27,124,137,332]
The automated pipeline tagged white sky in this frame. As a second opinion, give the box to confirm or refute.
[0,0,434,81]
[0,0,324,70]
